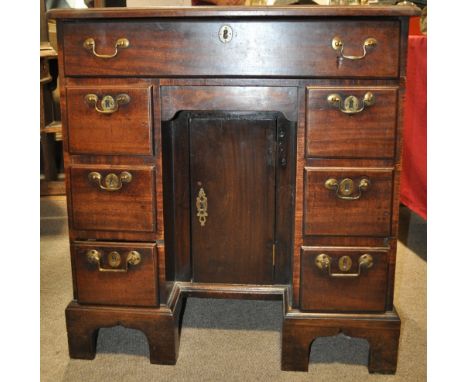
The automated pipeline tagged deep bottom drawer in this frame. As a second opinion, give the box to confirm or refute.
[72,242,159,307]
[300,246,388,312]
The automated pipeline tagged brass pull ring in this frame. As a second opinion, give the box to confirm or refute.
[324,177,370,200]
[196,187,208,227]
[83,37,129,59]
[84,93,130,115]
[327,92,375,114]
[315,253,373,278]
[86,249,141,273]
[331,36,377,60]
[88,171,132,191]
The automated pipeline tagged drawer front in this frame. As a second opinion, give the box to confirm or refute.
[304,167,392,236]
[67,85,153,155]
[306,87,398,158]
[69,165,156,233]
[300,246,388,312]
[63,20,399,78]
[72,242,158,306]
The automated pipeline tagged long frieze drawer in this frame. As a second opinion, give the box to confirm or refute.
[72,242,159,307]
[69,165,156,233]
[66,85,153,155]
[62,20,400,77]
[300,246,388,312]
[304,167,393,236]
[306,87,398,158]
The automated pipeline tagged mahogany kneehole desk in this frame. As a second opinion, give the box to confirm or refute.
[50,4,420,373]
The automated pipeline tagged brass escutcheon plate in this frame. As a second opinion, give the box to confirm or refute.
[338,255,353,272]
[108,251,121,268]
[338,178,354,196]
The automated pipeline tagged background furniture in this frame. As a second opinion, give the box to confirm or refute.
[50,4,419,373]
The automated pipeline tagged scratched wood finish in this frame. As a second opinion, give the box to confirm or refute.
[72,242,158,307]
[69,165,156,233]
[300,246,388,312]
[304,167,393,236]
[62,20,400,78]
[161,86,298,122]
[67,85,153,155]
[306,87,398,158]
[190,113,276,284]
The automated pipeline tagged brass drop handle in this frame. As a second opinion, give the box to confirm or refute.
[324,177,370,200]
[88,171,132,191]
[315,253,373,278]
[327,92,375,114]
[196,187,208,227]
[83,37,129,59]
[84,93,131,114]
[86,249,141,273]
[331,36,377,60]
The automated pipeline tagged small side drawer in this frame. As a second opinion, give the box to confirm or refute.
[300,246,388,312]
[304,167,393,236]
[306,87,398,158]
[67,85,153,155]
[69,165,156,233]
[72,242,158,307]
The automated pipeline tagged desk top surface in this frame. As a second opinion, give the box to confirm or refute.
[49,5,420,20]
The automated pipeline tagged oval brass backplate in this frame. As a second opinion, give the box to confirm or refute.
[219,25,233,43]
[101,95,116,112]
[108,251,121,268]
[338,255,352,272]
[338,178,354,197]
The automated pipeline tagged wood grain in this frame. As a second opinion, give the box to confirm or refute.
[62,20,400,78]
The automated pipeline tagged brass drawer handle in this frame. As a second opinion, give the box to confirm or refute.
[327,92,375,114]
[196,187,208,227]
[84,93,131,114]
[86,249,141,273]
[324,177,370,200]
[315,253,373,278]
[331,36,377,60]
[83,37,129,59]
[88,171,132,191]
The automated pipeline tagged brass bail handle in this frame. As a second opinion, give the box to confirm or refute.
[84,93,131,114]
[315,253,374,278]
[83,37,129,59]
[324,177,370,200]
[196,186,208,227]
[327,92,375,114]
[86,249,141,273]
[331,36,377,60]
[88,171,133,191]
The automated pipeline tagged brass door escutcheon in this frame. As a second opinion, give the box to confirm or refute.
[84,93,130,114]
[196,187,208,226]
[324,177,370,200]
[315,253,373,278]
[88,171,132,191]
[83,37,129,58]
[327,92,375,114]
[331,36,377,60]
[86,249,141,272]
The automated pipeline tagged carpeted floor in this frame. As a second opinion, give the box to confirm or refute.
[40,196,426,382]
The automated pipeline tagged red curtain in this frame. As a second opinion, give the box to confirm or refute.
[400,34,427,220]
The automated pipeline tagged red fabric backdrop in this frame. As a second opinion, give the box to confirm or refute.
[400,34,427,219]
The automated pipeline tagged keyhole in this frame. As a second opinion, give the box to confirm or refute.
[223,28,229,40]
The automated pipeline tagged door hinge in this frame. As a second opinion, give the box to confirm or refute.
[272,243,276,267]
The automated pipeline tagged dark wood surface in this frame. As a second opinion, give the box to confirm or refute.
[69,165,156,234]
[62,20,400,78]
[72,242,159,306]
[303,167,393,236]
[49,5,421,19]
[53,5,418,372]
[67,84,153,155]
[190,113,276,284]
[300,246,389,312]
[306,87,398,158]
